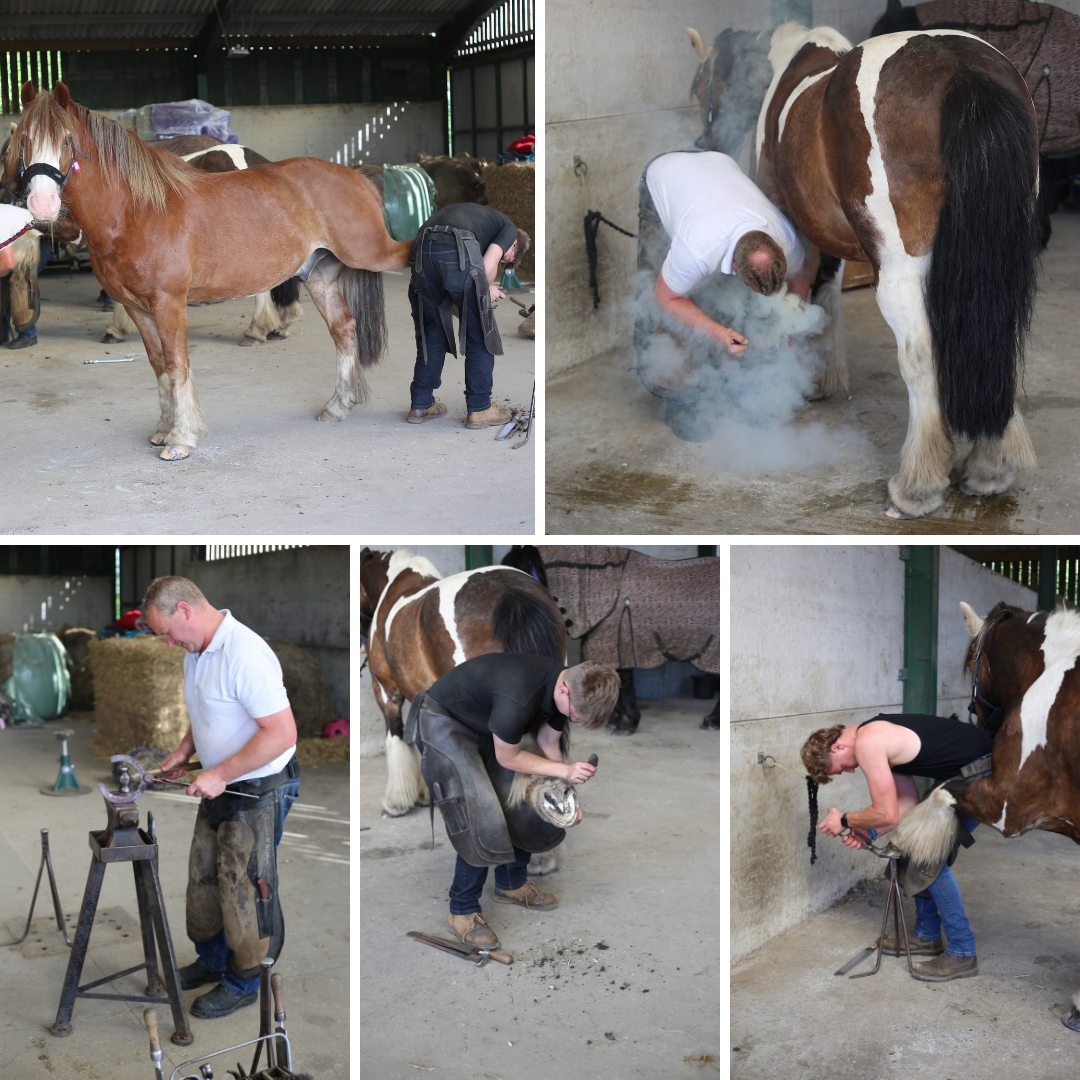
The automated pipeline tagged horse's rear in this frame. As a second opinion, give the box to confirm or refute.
[762,27,1040,518]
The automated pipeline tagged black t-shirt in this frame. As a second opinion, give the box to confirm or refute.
[858,714,994,781]
[425,654,566,744]
[423,203,517,256]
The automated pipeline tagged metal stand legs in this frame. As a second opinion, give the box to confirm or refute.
[0,828,72,948]
[850,856,915,979]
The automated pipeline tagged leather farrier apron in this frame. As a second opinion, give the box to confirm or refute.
[409,225,503,364]
[405,692,566,867]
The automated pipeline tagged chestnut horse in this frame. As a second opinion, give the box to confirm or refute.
[8,82,411,459]
[690,24,1041,518]
[359,549,566,817]
[889,600,1080,1030]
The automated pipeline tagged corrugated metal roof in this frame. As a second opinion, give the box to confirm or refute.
[0,2,488,45]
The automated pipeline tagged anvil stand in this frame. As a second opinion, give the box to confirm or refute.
[850,853,915,979]
[49,760,193,1044]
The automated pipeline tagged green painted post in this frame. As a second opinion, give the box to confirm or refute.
[902,546,939,796]
[465,546,493,570]
[1038,546,1058,611]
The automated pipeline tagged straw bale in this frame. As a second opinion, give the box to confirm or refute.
[0,632,13,685]
[58,626,95,710]
[295,735,350,768]
[265,639,335,740]
[482,161,535,277]
[90,635,188,755]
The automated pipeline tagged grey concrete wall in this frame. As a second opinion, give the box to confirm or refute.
[177,546,350,717]
[730,545,1037,963]
[0,576,113,635]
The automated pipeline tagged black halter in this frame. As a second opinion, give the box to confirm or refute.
[968,609,1010,735]
[7,135,87,209]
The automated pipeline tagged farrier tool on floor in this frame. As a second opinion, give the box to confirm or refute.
[407,930,514,967]
[51,754,193,1044]
[494,380,534,449]
[145,957,312,1080]
[0,828,72,948]
[834,831,914,979]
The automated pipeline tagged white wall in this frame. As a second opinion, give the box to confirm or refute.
[730,545,1037,963]
[0,575,113,635]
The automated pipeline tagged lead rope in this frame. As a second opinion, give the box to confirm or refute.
[763,756,819,865]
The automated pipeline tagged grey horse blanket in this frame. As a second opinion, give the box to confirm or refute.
[538,547,721,674]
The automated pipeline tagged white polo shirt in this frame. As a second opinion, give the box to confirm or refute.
[182,609,294,781]
[645,151,803,296]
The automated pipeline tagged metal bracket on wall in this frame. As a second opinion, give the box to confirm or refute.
[898,668,909,681]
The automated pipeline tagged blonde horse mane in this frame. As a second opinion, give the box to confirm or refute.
[9,88,201,214]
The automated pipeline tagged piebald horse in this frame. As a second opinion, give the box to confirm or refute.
[359,549,566,818]
[889,601,1080,1030]
[7,82,411,459]
[689,24,1041,518]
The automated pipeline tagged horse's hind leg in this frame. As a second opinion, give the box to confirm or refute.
[303,257,366,422]
[808,254,848,400]
[101,303,136,344]
[959,407,1037,497]
[239,291,282,346]
[374,677,427,816]
[876,257,954,518]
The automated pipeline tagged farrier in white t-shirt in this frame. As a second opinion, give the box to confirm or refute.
[183,610,294,781]
[646,151,804,296]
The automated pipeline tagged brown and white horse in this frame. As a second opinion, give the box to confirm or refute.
[7,82,411,459]
[889,600,1080,1030]
[359,549,566,817]
[101,135,304,348]
[690,23,1041,518]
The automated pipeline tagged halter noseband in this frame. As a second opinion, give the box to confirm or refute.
[968,609,1009,734]
[8,135,87,208]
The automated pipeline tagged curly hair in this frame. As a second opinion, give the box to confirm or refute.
[733,229,787,295]
[800,723,845,785]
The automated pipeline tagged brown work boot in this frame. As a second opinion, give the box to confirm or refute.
[446,912,499,949]
[406,400,447,424]
[465,403,513,429]
[911,953,978,982]
[492,880,558,909]
[874,932,944,956]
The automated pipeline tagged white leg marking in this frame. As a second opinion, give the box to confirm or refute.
[383,731,423,815]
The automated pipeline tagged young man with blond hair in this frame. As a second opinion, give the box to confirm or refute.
[406,654,620,950]
[801,714,993,982]
[142,576,299,1018]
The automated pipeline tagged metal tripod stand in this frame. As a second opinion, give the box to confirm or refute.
[0,828,72,949]
[848,834,915,979]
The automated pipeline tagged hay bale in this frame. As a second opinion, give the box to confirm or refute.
[481,161,534,277]
[295,735,350,768]
[412,152,486,207]
[89,636,188,755]
[58,627,95,710]
[265,639,335,740]
[0,632,14,685]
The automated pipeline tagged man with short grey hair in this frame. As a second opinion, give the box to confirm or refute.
[143,576,299,1018]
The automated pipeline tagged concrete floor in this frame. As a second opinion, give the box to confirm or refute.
[0,268,535,534]
[731,826,1080,1079]
[358,699,721,1078]
[0,716,349,1080]
[547,206,1080,535]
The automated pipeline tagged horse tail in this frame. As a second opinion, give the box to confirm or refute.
[493,582,566,662]
[926,65,1040,441]
[889,785,962,873]
[339,266,388,380]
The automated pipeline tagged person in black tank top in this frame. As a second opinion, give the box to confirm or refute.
[800,713,991,984]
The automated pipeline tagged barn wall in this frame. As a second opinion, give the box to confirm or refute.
[730,545,1037,964]
[0,576,113,635]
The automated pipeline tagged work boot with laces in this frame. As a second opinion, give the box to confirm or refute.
[912,953,978,981]
[492,880,558,909]
[465,403,513,428]
[446,912,499,949]
[874,932,944,956]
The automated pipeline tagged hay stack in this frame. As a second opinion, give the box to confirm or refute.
[90,636,188,755]
[482,161,535,277]
[295,736,349,768]
[58,626,95,710]
[265,639,335,740]
[412,152,486,207]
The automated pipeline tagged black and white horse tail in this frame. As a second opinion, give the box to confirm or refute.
[493,582,566,662]
[926,65,1040,442]
[810,251,847,398]
[339,265,388,386]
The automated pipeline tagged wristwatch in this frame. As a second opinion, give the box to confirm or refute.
[840,813,849,830]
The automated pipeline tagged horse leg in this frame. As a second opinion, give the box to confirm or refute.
[374,676,427,816]
[303,257,366,423]
[127,301,208,460]
[958,407,1037,497]
[808,253,848,399]
[101,303,136,344]
[875,258,954,518]
[239,291,282,346]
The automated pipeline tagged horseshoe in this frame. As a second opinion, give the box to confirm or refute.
[97,754,147,804]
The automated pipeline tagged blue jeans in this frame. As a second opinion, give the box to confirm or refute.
[913,817,978,956]
[194,779,300,995]
[450,848,531,915]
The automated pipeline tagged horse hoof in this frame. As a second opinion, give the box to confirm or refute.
[100,333,123,344]
[1063,1007,1080,1032]
[267,329,288,339]
[159,444,190,461]
[317,409,341,423]
[883,497,927,521]
[238,335,262,347]
[150,433,167,446]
